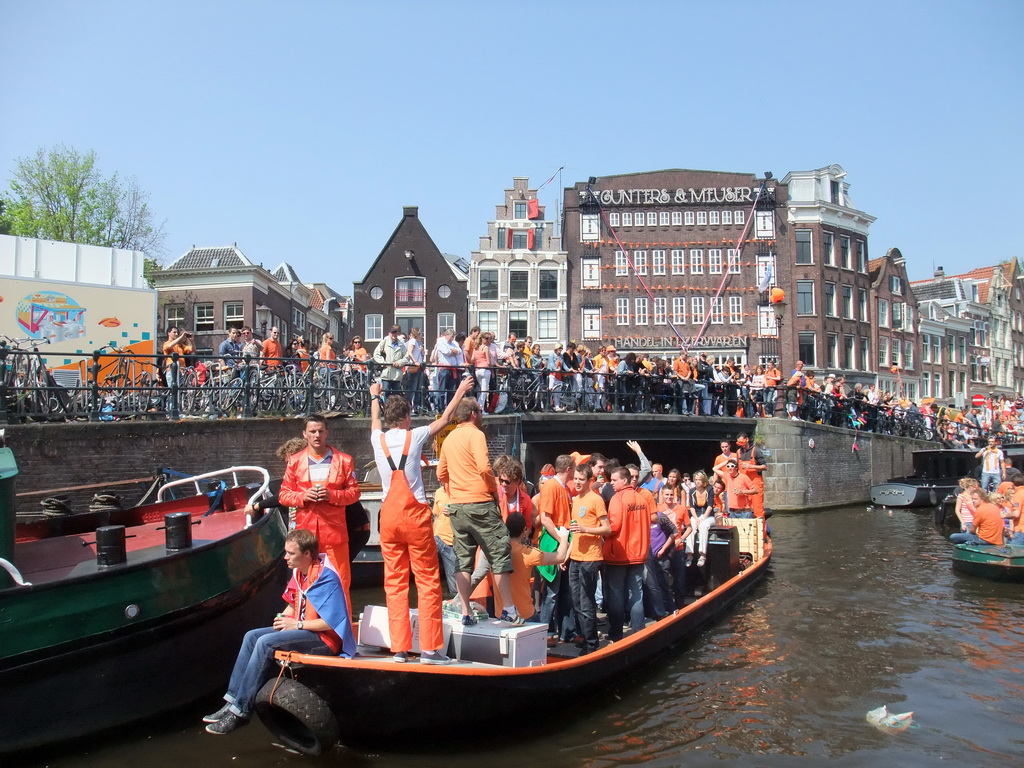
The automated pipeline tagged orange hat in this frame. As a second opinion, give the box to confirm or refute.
[570,451,591,466]
[540,463,556,477]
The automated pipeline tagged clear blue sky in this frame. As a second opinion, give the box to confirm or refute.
[3,0,1021,294]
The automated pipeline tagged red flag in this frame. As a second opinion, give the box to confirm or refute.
[527,198,540,219]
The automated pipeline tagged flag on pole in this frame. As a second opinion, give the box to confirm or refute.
[757,261,774,293]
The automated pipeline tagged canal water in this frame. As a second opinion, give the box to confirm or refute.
[23,505,1024,767]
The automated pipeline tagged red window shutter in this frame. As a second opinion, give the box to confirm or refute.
[527,198,540,219]
[506,229,513,248]
[527,229,536,250]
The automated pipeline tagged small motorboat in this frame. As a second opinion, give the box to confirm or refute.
[951,542,1024,582]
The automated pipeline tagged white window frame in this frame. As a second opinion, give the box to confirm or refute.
[722,210,732,225]
[634,250,648,276]
[537,310,558,340]
[671,211,682,225]
[671,249,685,275]
[729,296,742,324]
[734,210,745,225]
[365,314,383,341]
[654,297,667,325]
[615,250,628,276]
[616,298,629,325]
[727,248,740,274]
[691,296,706,324]
[690,249,704,274]
[582,308,601,340]
[710,297,724,325]
[580,214,600,242]
[697,211,707,225]
[647,212,657,226]
[224,302,244,329]
[195,303,214,331]
[684,211,695,226]
[709,210,720,225]
[652,249,666,275]
[608,212,620,227]
[478,311,498,335]
[581,258,601,289]
[635,297,649,325]
[437,312,455,337]
[672,297,686,325]
[659,211,669,226]
[622,212,632,226]
[708,249,723,275]
[166,305,185,330]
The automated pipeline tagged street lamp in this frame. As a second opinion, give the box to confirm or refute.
[255,304,272,338]
[769,288,786,368]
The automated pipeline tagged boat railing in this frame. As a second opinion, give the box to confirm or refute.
[157,466,271,527]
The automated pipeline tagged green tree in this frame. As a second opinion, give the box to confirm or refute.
[0,144,166,256]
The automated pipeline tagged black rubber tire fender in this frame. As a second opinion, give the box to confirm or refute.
[255,677,339,756]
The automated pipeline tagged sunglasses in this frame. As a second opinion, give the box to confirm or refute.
[498,478,512,485]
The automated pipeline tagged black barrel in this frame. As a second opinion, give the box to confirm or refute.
[96,525,127,567]
[165,511,194,551]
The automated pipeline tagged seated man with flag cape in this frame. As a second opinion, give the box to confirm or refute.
[204,529,356,735]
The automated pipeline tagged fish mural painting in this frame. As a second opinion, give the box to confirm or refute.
[17,291,87,342]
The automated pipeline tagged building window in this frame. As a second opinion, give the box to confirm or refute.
[795,230,813,264]
[622,212,632,226]
[708,249,723,275]
[437,313,455,337]
[727,249,740,274]
[635,297,649,325]
[729,296,742,324]
[671,211,682,225]
[292,308,306,331]
[509,270,529,300]
[195,303,214,331]
[513,201,527,219]
[922,334,931,363]
[904,340,914,370]
[365,314,383,341]
[437,284,451,299]
[756,252,775,289]
[511,231,529,249]
[479,269,499,300]
[166,304,185,331]
[396,316,424,336]
[796,280,815,316]
[878,336,889,368]
[652,249,666,275]
[672,297,686,324]
[858,289,868,322]
[840,236,851,269]
[857,241,867,272]
[369,285,384,300]
[734,210,745,225]
[842,285,853,319]
[824,282,837,317]
[508,311,528,339]
[659,212,669,226]
[580,214,599,242]
[877,299,889,328]
[538,310,558,340]
[616,298,629,325]
[934,372,942,399]
[892,338,902,368]
[697,211,707,225]
[831,180,841,204]
[860,336,870,371]
[396,276,425,308]
[722,210,733,225]
[709,211,720,225]
[892,302,903,329]
[615,250,628,276]
[646,212,657,226]
[932,335,941,364]
[889,275,903,295]
[823,232,834,266]
[223,301,244,330]
[654,297,667,325]
[478,311,498,335]
[691,296,705,324]
[710,297,723,325]
[684,211,695,226]
[827,333,838,368]
[689,249,704,274]
[582,307,601,339]
[608,212,620,227]
[755,210,774,239]
[581,259,600,289]
[539,269,558,300]
[671,249,685,275]
[798,332,817,367]
[633,250,648,276]
[844,335,855,369]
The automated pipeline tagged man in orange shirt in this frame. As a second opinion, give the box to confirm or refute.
[950,488,1007,546]
[721,459,759,518]
[261,326,285,369]
[278,415,362,603]
[436,396,522,625]
[537,454,576,643]
[604,466,651,641]
[494,512,569,623]
[1008,476,1024,544]
[568,464,609,655]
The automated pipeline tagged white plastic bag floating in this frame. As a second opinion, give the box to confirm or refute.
[866,705,914,732]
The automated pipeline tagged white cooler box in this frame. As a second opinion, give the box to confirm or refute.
[444,617,547,667]
[357,605,452,653]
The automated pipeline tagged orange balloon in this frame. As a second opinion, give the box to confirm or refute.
[769,287,785,303]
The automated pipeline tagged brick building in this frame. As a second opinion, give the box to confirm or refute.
[153,245,347,355]
[469,177,568,345]
[868,248,921,398]
[353,206,468,347]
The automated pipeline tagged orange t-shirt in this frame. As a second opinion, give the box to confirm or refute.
[493,539,543,621]
[725,471,758,514]
[660,503,690,541]
[972,502,1006,545]
[436,423,497,504]
[432,487,453,546]
[262,338,285,365]
[1012,487,1024,534]
[569,490,608,562]
[538,477,572,529]
[604,488,651,565]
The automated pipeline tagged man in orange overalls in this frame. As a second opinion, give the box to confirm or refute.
[735,432,767,518]
[369,376,474,664]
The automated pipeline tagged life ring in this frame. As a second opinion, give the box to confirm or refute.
[255,677,339,756]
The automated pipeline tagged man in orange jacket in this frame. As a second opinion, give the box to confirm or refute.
[603,466,651,641]
[279,415,361,603]
[368,376,473,664]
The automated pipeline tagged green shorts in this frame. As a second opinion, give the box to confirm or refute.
[446,500,513,574]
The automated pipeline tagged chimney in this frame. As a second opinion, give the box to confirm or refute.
[403,206,418,218]
[934,266,945,278]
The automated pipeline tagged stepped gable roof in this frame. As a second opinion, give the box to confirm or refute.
[272,262,302,283]
[167,245,252,270]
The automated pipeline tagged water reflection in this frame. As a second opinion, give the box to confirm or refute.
[19,506,1024,767]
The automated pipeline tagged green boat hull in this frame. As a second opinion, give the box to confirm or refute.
[951,543,1024,583]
